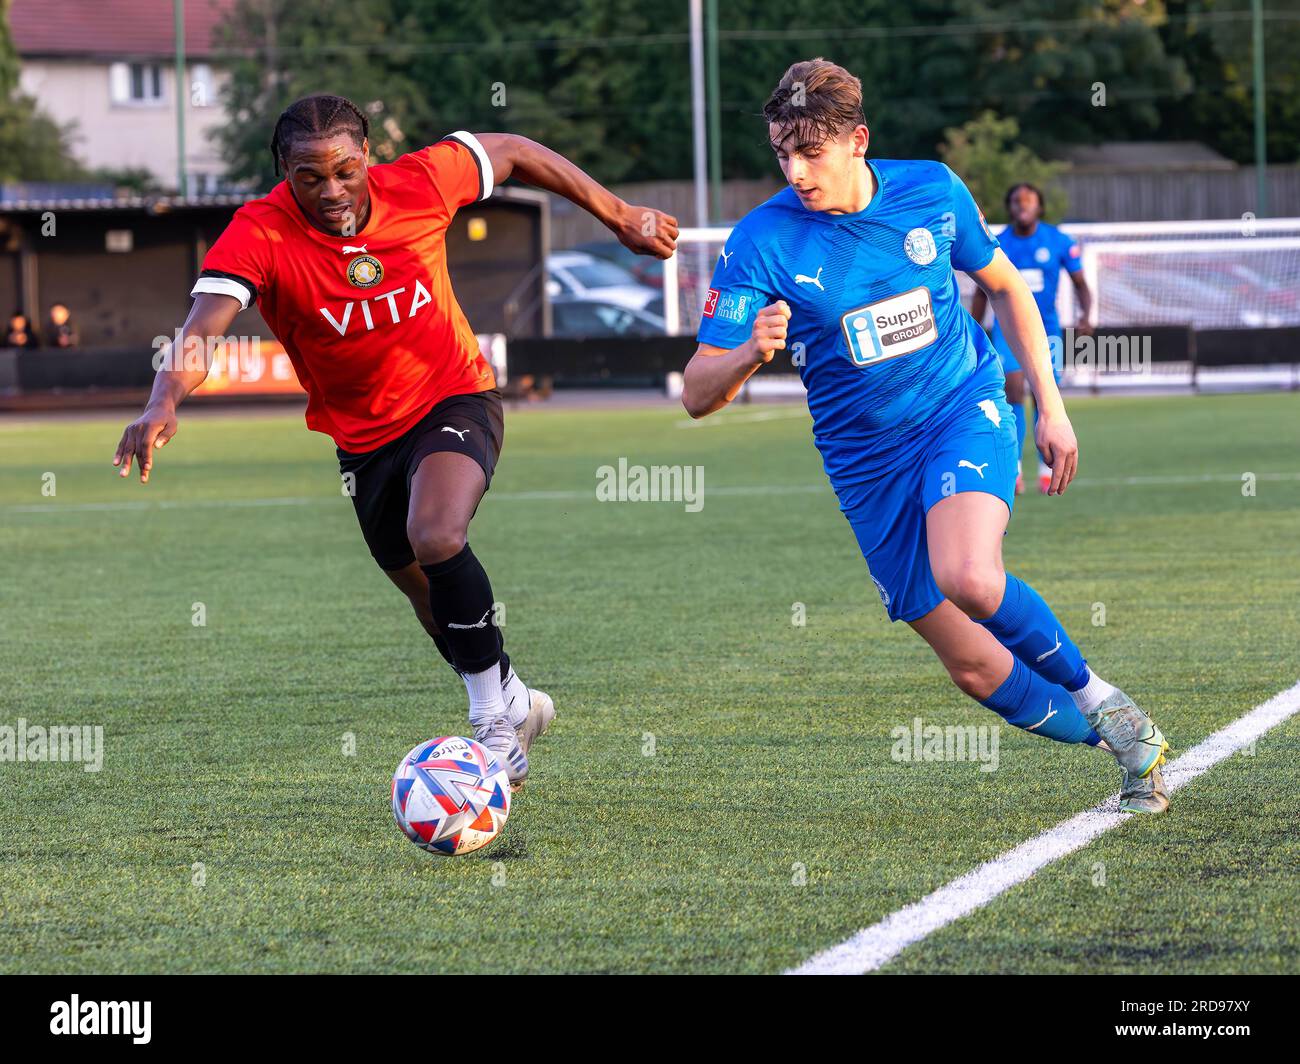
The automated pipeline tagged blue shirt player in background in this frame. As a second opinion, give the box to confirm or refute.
[971,183,1094,494]
[682,58,1168,813]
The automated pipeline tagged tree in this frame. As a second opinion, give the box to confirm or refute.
[714,0,1193,178]
[214,0,428,189]
[89,167,165,195]
[939,111,1069,220]
[0,96,87,182]
[0,0,86,182]
[942,0,1192,154]
[397,0,696,184]
[210,0,1252,190]
[1158,0,1300,163]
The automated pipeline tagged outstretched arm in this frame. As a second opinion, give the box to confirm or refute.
[476,133,677,259]
[112,293,242,483]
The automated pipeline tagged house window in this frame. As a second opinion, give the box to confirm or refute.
[110,62,165,105]
[188,171,219,195]
[190,64,214,108]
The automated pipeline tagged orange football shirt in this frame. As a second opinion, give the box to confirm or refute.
[192,131,497,453]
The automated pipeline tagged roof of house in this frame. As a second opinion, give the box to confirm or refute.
[0,187,549,214]
[11,0,238,59]
[0,193,255,213]
[1054,141,1237,173]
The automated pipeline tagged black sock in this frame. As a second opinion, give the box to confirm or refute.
[420,544,501,675]
[431,631,508,681]
[431,633,459,673]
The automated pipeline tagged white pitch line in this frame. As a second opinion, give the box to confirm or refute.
[2,495,319,514]
[4,471,1298,516]
[0,484,829,514]
[787,678,1300,976]
[675,407,810,428]
[1074,471,1300,487]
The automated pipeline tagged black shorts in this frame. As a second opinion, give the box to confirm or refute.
[337,389,505,570]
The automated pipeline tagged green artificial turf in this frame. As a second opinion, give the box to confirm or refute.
[1,392,1297,973]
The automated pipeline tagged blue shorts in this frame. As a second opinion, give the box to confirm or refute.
[991,321,1063,380]
[837,394,1018,623]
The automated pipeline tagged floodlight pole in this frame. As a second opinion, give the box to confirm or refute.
[175,0,188,197]
[706,0,721,224]
[1251,0,1268,217]
[689,0,708,229]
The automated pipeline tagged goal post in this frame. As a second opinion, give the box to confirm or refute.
[662,226,733,337]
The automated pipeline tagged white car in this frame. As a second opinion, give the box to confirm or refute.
[546,251,659,310]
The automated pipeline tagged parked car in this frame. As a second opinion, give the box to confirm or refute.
[572,240,666,289]
[546,251,659,310]
[550,296,667,337]
[575,236,730,296]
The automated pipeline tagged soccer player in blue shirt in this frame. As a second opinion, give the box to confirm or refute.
[682,59,1168,812]
[971,183,1094,494]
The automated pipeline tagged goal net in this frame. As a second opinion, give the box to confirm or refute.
[663,219,1300,336]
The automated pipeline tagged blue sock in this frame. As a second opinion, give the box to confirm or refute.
[978,572,1091,690]
[980,657,1100,745]
[1011,401,1027,466]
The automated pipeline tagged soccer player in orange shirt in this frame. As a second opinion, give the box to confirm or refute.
[113,95,677,784]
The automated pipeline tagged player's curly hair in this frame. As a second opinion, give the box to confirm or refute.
[1005,182,1046,214]
[270,95,370,176]
[763,58,866,150]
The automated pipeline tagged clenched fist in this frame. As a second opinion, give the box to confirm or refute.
[748,301,791,363]
[613,203,679,259]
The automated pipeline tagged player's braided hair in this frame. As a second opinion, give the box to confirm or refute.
[763,58,866,150]
[270,95,369,176]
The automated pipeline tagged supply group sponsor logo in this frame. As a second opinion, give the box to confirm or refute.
[840,286,937,367]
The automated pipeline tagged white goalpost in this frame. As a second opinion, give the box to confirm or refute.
[661,226,734,337]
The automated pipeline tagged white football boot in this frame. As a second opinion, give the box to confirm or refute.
[492,667,556,789]
[473,717,529,785]
[502,666,555,755]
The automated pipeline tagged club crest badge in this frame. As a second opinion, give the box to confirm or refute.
[903,227,937,266]
[347,254,384,288]
[870,571,891,607]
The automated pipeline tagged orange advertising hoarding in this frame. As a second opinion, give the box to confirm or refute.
[192,338,304,396]
[191,334,507,397]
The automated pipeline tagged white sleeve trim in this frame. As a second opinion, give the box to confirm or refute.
[191,276,252,310]
[444,130,493,203]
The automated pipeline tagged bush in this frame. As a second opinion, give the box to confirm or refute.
[939,111,1069,223]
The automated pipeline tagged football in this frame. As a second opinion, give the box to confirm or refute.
[391,736,512,855]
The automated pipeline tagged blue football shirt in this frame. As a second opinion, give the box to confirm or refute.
[993,221,1082,335]
[696,159,1004,485]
